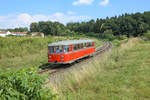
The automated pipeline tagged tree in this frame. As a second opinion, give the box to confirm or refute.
[7,27,28,32]
[30,22,39,32]
[101,29,116,41]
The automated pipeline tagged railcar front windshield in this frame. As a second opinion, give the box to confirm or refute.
[49,46,54,53]
[48,45,69,54]
[55,46,63,53]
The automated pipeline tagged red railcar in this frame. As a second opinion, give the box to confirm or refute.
[48,40,95,64]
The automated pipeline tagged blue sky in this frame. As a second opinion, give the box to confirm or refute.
[0,0,150,28]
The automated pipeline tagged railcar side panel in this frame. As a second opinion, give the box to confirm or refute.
[48,47,95,63]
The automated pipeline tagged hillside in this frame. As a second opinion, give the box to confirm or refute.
[54,38,150,100]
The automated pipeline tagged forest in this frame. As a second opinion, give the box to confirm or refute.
[29,11,150,38]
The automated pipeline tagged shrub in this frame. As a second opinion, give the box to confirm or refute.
[112,40,121,47]
[101,30,116,41]
[0,68,57,100]
[143,31,150,40]
[117,35,128,40]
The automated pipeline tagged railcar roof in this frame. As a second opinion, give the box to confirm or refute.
[48,39,94,46]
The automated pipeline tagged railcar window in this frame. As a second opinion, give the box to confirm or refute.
[79,44,81,49]
[64,46,69,52]
[83,43,86,48]
[73,45,76,50]
[74,44,78,50]
[73,42,92,50]
[90,42,93,46]
[88,43,91,47]
[56,46,63,53]
[49,46,54,53]
[77,44,80,49]
[69,45,72,51]
[56,46,59,53]
[80,43,83,49]
[78,44,80,49]
[81,43,83,49]
[84,42,92,47]
[87,43,89,47]
[59,46,63,52]
[85,43,87,47]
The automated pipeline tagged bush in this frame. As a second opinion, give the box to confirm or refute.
[117,35,128,40]
[143,31,150,40]
[112,40,121,47]
[0,68,57,100]
[101,30,116,41]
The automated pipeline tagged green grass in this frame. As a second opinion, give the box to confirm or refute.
[0,36,103,70]
[58,38,150,100]
[1,35,150,99]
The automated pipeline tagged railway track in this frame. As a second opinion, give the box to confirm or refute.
[38,42,113,75]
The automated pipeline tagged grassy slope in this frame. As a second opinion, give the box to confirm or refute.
[61,38,150,100]
[0,36,103,70]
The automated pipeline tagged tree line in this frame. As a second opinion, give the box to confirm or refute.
[4,11,150,38]
[6,27,28,32]
[66,11,150,38]
[30,11,150,38]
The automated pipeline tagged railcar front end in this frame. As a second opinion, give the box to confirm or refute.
[48,45,72,64]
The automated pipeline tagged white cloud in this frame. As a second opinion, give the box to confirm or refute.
[0,13,90,29]
[73,0,94,5]
[99,0,109,6]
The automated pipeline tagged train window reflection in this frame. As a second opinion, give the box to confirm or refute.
[49,46,54,53]
[74,44,77,50]
[56,46,63,53]
[64,46,69,52]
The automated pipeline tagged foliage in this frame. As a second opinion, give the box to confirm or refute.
[6,27,28,32]
[112,40,121,47]
[143,31,150,40]
[28,11,150,40]
[66,12,150,38]
[116,35,128,40]
[30,21,65,36]
[0,67,57,100]
[101,30,116,41]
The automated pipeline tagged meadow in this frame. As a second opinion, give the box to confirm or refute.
[0,36,103,70]
[52,38,150,100]
[1,35,150,100]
